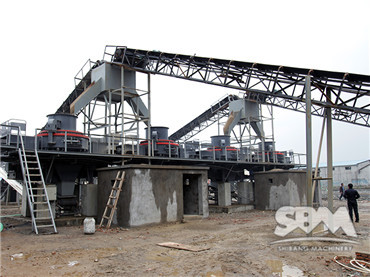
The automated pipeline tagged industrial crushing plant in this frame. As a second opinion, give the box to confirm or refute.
[1,45,369,234]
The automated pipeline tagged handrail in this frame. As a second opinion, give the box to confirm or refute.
[1,119,27,134]
[17,128,35,203]
[2,123,303,165]
[74,59,98,87]
[34,149,54,219]
[102,45,126,62]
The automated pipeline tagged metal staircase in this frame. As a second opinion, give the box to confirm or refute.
[18,135,57,234]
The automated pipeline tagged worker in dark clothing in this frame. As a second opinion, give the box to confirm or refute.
[339,183,344,200]
[343,183,360,222]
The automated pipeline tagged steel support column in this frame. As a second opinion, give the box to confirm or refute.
[121,67,125,157]
[305,76,313,207]
[326,89,333,212]
[147,73,152,157]
[108,90,112,154]
[260,103,266,164]
[312,116,326,204]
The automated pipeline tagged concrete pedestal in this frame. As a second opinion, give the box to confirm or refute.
[97,164,209,227]
[81,183,98,216]
[218,182,231,206]
[237,180,253,205]
[254,170,308,210]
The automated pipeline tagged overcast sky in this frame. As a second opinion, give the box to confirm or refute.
[1,0,369,165]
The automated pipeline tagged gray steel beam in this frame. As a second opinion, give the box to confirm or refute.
[326,89,333,212]
[306,76,313,207]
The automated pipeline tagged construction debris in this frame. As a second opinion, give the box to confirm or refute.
[157,242,210,252]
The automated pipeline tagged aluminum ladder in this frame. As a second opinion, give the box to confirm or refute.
[99,171,125,229]
[18,136,57,234]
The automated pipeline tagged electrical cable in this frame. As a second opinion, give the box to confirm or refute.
[350,259,370,273]
[333,256,369,274]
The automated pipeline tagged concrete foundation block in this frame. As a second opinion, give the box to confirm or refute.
[254,170,307,210]
[237,180,253,205]
[97,165,209,227]
[218,182,231,207]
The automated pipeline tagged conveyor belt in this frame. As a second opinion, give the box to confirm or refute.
[111,47,370,127]
[56,46,370,127]
[56,69,93,114]
[169,95,238,142]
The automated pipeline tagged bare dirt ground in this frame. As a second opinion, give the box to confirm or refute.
[1,199,369,277]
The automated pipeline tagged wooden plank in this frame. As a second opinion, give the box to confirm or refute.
[157,242,210,252]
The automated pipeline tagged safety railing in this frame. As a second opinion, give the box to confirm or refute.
[177,141,297,164]
[34,128,90,153]
[88,133,143,156]
[2,125,303,166]
[0,123,24,148]
[0,123,35,203]
[102,45,127,63]
[74,59,99,87]
[290,153,307,167]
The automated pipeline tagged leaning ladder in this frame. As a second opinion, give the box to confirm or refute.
[99,171,125,229]
[18,137,57,234]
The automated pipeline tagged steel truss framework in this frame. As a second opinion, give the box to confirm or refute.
[80,89,148,154]
[168,95,238,142]
[108,46,370,127]
[174,109,228,143]
[55,58,151,156]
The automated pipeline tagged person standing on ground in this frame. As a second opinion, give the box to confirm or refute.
[339,183,344,200]
[343,183,360,222]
